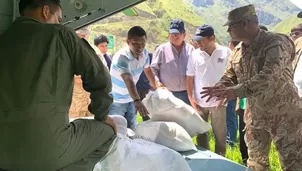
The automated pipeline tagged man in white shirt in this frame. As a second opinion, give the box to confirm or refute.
[293,37,302,97]
[186,24,232,156]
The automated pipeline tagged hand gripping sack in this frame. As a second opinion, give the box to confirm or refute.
[142,88,211,137]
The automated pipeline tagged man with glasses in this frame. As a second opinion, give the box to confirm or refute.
[151,19,195,105]
[293,15,302,97]
[201,4,302,171]
[290,24,302,41]
[186,24,231,156]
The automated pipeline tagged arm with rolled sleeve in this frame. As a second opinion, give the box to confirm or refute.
[59,27,112,122]
[150,47,163,81]
[144,56,157,89]
[233,37,294,98]
[186,52,195,98]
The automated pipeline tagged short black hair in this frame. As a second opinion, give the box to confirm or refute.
[19,0,61,14]
[127,26,147,39]
[94,35,109,46]
[259,25,268,31]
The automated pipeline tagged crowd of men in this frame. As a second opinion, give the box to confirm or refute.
[0,0,302,171]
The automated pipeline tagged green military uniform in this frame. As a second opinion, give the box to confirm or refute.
[0,17,115,171]
[218,5,302,171]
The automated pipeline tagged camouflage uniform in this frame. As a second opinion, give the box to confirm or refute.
[218,5,302,171]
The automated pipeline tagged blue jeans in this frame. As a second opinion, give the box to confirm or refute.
[172,90,191,106]
[226,99,238,145]
[108,102,137,130]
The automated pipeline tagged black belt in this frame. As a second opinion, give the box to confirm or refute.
[172,90,187,93]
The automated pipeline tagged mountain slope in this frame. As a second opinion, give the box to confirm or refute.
[90,0,301,52]
[272,17,302,34]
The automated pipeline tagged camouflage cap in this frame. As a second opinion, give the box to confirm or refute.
[224,4,257,26]
[298,12,302,18]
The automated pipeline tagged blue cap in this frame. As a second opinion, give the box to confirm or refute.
[193,24,214,41]
[169,19,185,34]
[298,12,302,18]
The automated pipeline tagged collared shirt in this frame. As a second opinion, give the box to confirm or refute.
[0,17,112,169]
[187,45,231,107]
[151,42,195,91]
[110,47,150,103]
[294,54,302,97]
[218,29,300,123]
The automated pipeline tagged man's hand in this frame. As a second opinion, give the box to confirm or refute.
[134,100,149,118]
[188,96,200,112]
[155,81,164,88]
[200,86,237,108]
[102,116,117,134]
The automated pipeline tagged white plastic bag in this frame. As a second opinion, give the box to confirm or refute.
[142,88,211,137]
[94,134,192,171]
[134,121,197,151]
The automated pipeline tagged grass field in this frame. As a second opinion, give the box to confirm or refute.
[137,116,282,171]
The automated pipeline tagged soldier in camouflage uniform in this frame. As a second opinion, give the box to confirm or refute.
[201,4,302,171]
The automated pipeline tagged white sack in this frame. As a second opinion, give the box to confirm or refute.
[142,88,211,137]
[93,134,192,171]
[134,121,197,151]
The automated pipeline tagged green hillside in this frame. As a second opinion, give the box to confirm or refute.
[90,0,301,52]
[273,17,302,34]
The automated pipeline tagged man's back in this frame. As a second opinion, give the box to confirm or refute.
[0,16,76,168]
[0,17,114,170]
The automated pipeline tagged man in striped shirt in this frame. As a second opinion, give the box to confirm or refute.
[109,26,157,130]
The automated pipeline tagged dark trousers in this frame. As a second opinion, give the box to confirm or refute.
[238,108,248,165]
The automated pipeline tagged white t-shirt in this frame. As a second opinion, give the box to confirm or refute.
[294,55,302,97]
[186,45,232,107]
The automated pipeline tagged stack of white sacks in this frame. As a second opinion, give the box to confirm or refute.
[136,88,211,152]
[76,88,211,171]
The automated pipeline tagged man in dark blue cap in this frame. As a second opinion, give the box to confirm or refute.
[151,19,194,105]
[298,11,302,18]
[186,24,232,156]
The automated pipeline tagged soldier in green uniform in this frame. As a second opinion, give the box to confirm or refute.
[201,4,302,171]
[0,0,116,170]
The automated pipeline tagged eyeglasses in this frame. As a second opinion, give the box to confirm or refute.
[290,30,302,37]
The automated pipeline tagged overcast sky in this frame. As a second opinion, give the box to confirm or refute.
[290,0,302,9]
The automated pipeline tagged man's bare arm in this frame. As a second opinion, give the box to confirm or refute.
[121,73,140,100]
[186,76,194,99]
[143,67,157,89]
